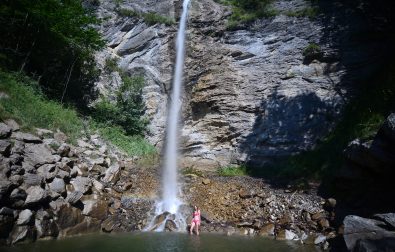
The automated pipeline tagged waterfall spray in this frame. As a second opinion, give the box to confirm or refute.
[144,0,191,232]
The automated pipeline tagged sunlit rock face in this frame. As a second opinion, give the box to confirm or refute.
[95,0,388,170]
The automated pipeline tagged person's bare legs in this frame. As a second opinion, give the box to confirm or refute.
[195,222,200,235]
[190,222,195,235]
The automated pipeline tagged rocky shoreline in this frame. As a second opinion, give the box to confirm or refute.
[0,119,335,249]
[1,115,395,252]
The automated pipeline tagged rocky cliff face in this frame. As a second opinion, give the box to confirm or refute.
[95,0,389,170]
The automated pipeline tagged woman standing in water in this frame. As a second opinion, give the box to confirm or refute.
[190,205,201,235]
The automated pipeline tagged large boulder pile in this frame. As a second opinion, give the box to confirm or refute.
[182,174,337,249]
[0,120,156,245]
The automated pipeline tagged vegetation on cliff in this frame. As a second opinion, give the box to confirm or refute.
[0,0,154,156]
[0,71,155,156]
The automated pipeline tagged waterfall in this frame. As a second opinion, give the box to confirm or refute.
[144,0,191,232]
[162,0,191,214]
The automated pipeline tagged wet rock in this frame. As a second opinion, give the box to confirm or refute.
[8,225,35,244]
[60,217,101,237]
[12,132,42,143]
[276,229,297,240]
[259,223,275,236]
[16,209,33,225]
[0,123,12,139]
[25,186,46,205]
[343,215,395,251]
[102,163,121,184]
[24,144,56,167]
[82,197,108,220]
[0,140,11,156]
[71,177,92,194]
[55,203,84,230]
[311,211,326,221]
[66,191,83,205]
[49,178,66,194]
[35,217,58,239]
[102,216,118,233]
[165,219,177,232]
[319,218,330,230]
[354,238,395,252]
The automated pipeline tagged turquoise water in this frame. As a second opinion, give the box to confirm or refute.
[1,232,321,252]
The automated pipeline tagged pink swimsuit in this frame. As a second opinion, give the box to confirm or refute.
[192,211,200,225]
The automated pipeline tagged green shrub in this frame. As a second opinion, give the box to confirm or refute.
[92,122,156,157]
[92,75,147,136]
[217,165,248,176]
[104,57,120,73]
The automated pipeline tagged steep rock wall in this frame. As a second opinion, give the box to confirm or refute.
[95,0,388,170]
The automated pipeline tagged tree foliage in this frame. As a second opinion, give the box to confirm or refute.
[0,0,104,106]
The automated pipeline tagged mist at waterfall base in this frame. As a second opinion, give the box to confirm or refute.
[144,0,191,232]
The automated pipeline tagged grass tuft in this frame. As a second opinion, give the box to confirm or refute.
[217,165,248,176]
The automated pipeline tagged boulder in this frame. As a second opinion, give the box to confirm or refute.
[258,223,275,236]
[54,131,68,143]
[59,217,101,237]
[35,218,58,239]
[9,188,27,202]
[0,215,14,239]
[16,209,33,225]
[70,177,92,194]
[49,178,66,194]
[165,219,177,232]
[57,144,71,157]
[12,132,42,143]
[82,198,108,220]
[55,203,84,230]
[23,173,43,186]
[35,128,53,138]
[102,163,121,184]
[276,229,297,240]
[37,164,57,181]
[92,179,104,192]
[343,215,395,251]
[102,217,116,232]
[24,144,56,167]
[8,225,35,244]
[4,119,20,132]
[24,186,46,205]
[66,191,83,205]
[0,140,11,156]
[0,123,12,139]
[11,140,24,154]
[374,213,395,229]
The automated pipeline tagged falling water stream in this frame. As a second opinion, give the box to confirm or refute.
[144,0,191,232]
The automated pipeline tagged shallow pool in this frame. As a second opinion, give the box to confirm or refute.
[1,232,322,252]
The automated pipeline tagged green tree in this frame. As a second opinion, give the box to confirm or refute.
[0,0,104,106]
